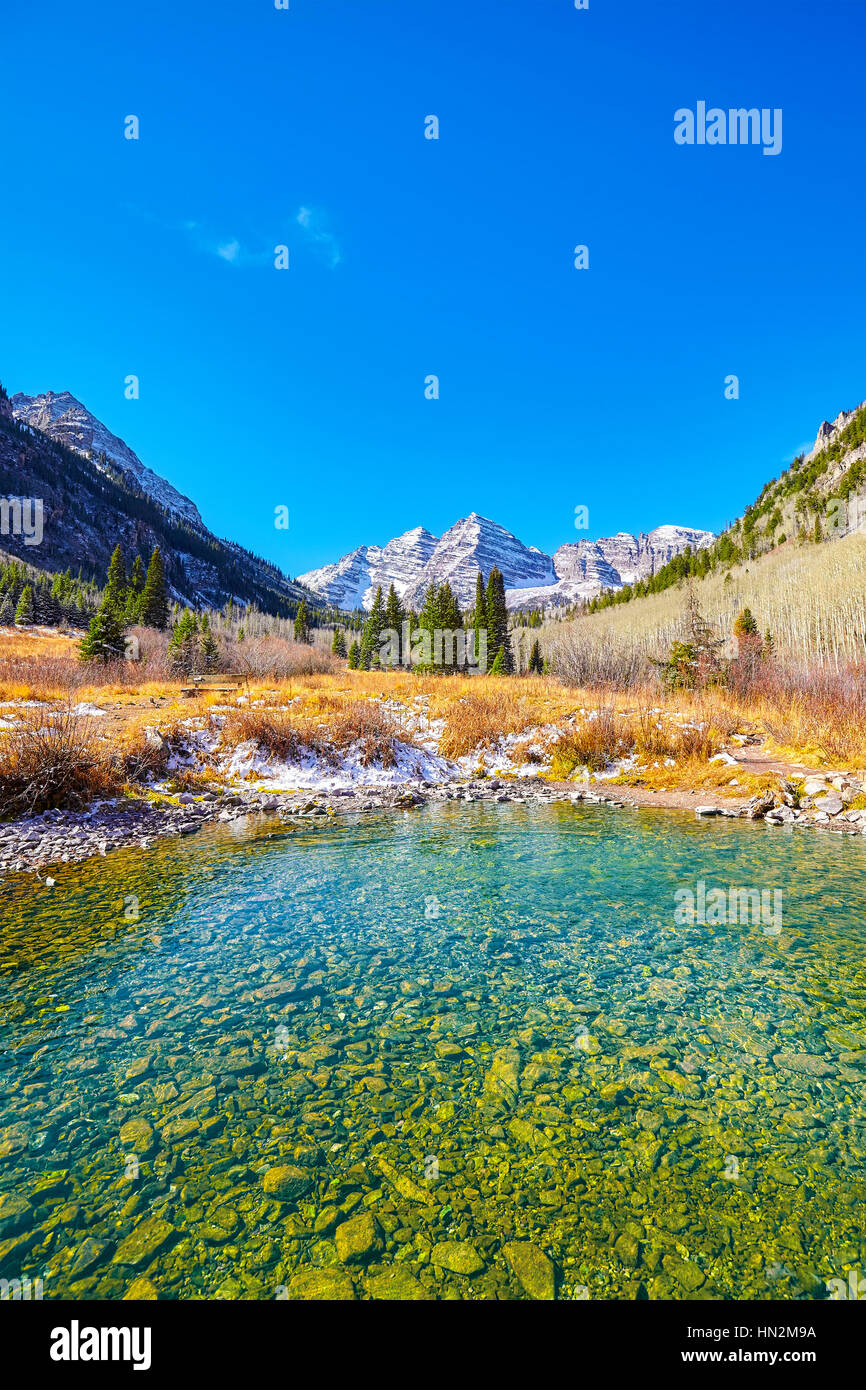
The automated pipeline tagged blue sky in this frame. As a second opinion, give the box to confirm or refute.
[2,0,865,575]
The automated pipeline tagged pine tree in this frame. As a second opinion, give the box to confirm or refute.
[347,640,360,669]
[104,545,128,614]
[79,599,125,662]
[139,547,169,630]
[382,584,405,667]
[293,598,312,644]
[473,571,487,663]
[528,638,543,674]
[0,592,14,626]
[14,585,34,626]
[485,567,513,673]
[489,645,506,675]
[168,610,199,674]
[416,582,441,671]
[332,627,347,657]
[359,587,386,669]
[435,581,462,671]
[733,607,758,638]
[125,554,146,624]
[684,586,722,684]
[199,613,220,671]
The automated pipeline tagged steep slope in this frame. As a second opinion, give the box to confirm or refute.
[585,395,866,617]
[10,391,203,527]
[0,388,316,616]
[402,514,556,609]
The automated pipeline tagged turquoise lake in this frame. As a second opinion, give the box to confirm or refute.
[1,802,864,1300]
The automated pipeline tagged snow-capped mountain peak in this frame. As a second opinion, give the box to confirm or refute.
[9,390,203,528]
[298,516,715,611]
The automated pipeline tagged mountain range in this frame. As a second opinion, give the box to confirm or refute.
[4,378,862,624]
[0,387,315,615]
[297,515,716,612]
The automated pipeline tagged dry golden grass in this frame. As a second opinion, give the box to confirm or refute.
[0,629,80,659]
[431,683,561,758]
[546,703,723,779]
[222,696,406,769]
[2,630,864,814]
[613,759,778,798]
[0,707,173,819]
[548,530,866,667]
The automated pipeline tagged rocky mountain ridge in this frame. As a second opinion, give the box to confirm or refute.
[0,385,316,616]
[10,391,204,528]
[298,514,715,612]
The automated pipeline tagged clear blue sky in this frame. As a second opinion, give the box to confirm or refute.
[2,0,865,575]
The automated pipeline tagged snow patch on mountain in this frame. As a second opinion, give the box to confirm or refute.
[10,390,203,527]
[298,516,715,611]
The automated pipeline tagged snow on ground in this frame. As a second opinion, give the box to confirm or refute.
[220,737,456,791]
[158,694,654,790]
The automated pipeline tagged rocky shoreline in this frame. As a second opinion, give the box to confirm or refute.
[1,769,864,880]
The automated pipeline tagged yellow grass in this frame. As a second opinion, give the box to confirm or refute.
[2,632,863,803]
[548,530,866,667]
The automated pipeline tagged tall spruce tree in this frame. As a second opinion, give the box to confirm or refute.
[79,598,125,662]
[382,584,405,667]
[14,585,34,626]
[437,581,463,672]
[125,554,146,624]
[293,598,312,644]
[485,566,513,673]
[199,613,220,670]
[359,586,386,668]
[332,627,347,657]
[139,547,170,630]
[168,610,199,674]
[416,582,440,671]
[473,571,487,664]
[104,545,128,614]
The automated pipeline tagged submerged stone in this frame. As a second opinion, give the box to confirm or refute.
[288,1268,356,1300]
[261,1165,312,1203]
[431,1241,485,1276]
[112,1218,175,1269]
[503,1242,556,1299]
[335,1212,383,1264]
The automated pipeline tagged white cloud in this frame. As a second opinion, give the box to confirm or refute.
[296,205,342,267]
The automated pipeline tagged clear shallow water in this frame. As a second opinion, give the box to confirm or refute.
[1,802,865,1301]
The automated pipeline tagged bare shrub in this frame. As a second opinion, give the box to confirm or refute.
[551,633,653,691]
[223,698,406,769]
[223,708,338,765]
[550,707,635,776]
[225,636,337,679]
[327,700,404,767]
[0,709,122,818]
